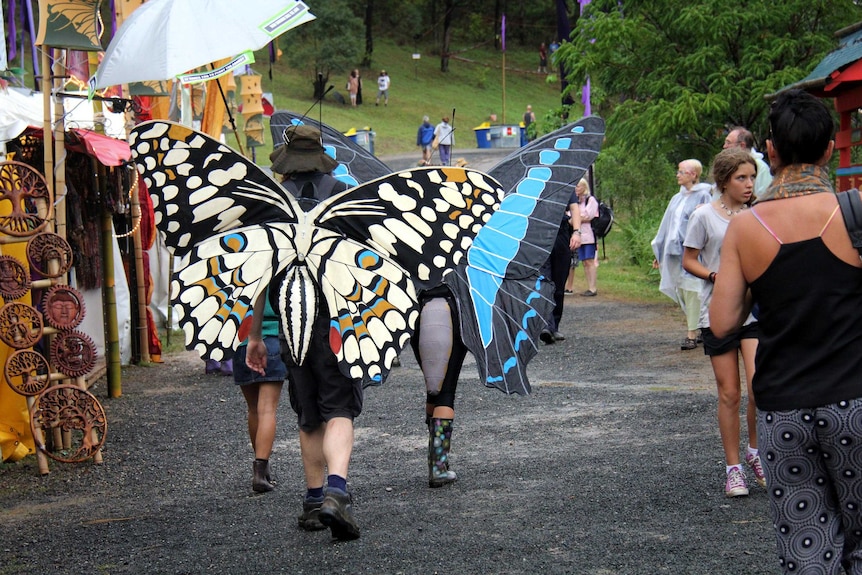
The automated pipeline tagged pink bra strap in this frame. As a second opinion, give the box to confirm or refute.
[819,205,841,236]
[750,207,782,244]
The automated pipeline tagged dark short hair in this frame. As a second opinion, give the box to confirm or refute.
[768,89,834,165]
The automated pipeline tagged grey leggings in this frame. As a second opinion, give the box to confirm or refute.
[758,398,862,574]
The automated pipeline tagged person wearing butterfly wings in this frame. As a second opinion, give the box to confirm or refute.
[246,124,361,541]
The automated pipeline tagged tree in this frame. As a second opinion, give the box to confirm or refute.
[281,0,364,99]
[557,0,862,164]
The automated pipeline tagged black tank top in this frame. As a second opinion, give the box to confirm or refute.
[750,237,862,410]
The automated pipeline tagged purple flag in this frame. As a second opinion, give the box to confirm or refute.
[501,14,506,52]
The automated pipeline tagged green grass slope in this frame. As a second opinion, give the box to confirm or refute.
[249,39,571,161]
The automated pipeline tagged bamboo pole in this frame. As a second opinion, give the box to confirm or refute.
[131,175,150,363]
[53,51,67,242]
[96,161,122,397]
[40,48,53,204]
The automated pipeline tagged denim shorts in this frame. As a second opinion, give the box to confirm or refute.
[701,322,759,357]
[577,243,597,261]
[232,337,288,385]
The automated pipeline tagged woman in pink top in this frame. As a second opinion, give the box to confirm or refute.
[576,178,599,296]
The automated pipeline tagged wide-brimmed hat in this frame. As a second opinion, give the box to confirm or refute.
[269,124,338,175]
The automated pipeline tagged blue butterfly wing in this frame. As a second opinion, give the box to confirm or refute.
[444,116,607,394]
[269,111,391,187]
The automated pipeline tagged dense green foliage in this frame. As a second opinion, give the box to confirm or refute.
[560,0,860,162]
[281,0,365,95]
[554,0,861,268]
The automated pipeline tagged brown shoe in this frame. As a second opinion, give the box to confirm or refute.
[680,338,697,350]
[298,498,326,531]
[319,488,360,540]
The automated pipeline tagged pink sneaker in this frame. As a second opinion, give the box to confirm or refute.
[725,467,749,497]
[745,452,767,488]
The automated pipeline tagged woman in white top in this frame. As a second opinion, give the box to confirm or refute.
[682,147,764,498]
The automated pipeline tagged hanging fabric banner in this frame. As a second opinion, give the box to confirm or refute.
[35,0,103,50]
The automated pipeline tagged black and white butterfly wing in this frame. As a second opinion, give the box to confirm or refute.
[445,116,607,394]
[312,166,505,293]
[131,121,301,255]
[131,121,505,387]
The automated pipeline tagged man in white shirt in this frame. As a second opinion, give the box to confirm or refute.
[376,70,390,106]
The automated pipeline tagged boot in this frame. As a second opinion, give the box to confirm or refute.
[428,418,457,488]
[252,459,274,493]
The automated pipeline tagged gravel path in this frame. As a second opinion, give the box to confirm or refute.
[0,290,780,574]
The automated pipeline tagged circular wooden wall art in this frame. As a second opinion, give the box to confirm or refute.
[29,384,106,463]
[0,302,43,349]
[4,349,50,396]
[0,255,31,301]
[42,285,86,330]
[26,233,73,279]
[50,330,96,378]
[0,161,53,237]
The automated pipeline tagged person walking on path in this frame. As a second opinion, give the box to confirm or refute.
[247,124,361,540]
[651,159,712,350]
[540,186,581,343]
[232,289,286,494]
[682,147,763,498]
[434,116,454,167]
[411,285,468,488]
[376,70,390,106]
[575,178,599,297]
[711,89,862,572]
[416,116,435,166]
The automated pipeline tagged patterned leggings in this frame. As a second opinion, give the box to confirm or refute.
[758,399,862,574]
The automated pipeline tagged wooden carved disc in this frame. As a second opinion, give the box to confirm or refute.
[4,349,50,396]
[30,384,106,463]
[26,233,73,278]
[42,285,86,330]
[0,302,43,349]
[50,330,96,378]
[0,255,31,301]
[0,161,53,237]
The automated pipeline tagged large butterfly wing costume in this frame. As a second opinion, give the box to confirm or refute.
[446,117,606,393]
[276,115,606,395]
[129,121,504,387]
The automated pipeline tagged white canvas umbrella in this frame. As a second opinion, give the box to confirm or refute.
[90,0,315,89]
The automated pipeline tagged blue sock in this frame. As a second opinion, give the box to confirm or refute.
[327,474,347,492]
[306,487,324,501]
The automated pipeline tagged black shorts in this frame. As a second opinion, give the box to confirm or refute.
[284,314,363,431]
[701,323,759,356]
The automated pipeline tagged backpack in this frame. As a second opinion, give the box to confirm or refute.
[591,195,614,239]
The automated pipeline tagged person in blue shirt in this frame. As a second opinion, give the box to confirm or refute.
[416,116,435,166]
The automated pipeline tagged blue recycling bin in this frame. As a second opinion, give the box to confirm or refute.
[474,125,491,148]
[345,127,375,154]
